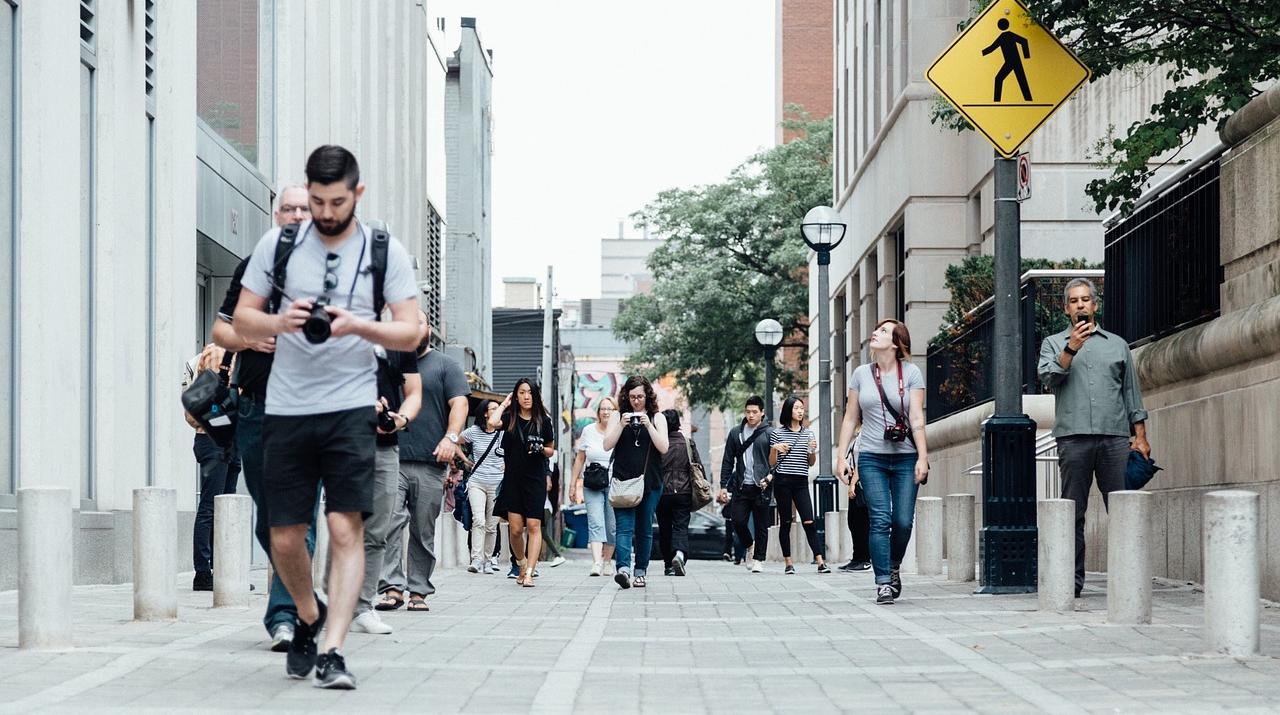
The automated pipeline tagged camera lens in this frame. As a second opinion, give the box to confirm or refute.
[303,297,332,344]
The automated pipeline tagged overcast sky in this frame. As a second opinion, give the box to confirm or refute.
[434,1,777,303]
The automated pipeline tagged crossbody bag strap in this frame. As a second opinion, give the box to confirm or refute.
[472,430,501,473]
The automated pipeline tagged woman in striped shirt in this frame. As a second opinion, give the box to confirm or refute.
[768,396,829,574]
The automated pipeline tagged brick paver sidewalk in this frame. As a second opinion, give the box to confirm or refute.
[3,555,1280,713]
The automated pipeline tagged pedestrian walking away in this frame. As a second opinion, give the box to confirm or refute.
[720,395,773,573]
[768,397,829,574]
[492,378,556,586]
[657,409,701,577]
[232,145,421,689]
[378,311,471,612]
[460,399,505,574]
[350,339,422,636]
[211,184,316,651]
[182,344,242,593]
[836,319,929,605]
[603,375,669,589]
[840,443,872,572]
[1038,277,1150,599]
[572,397,618,576]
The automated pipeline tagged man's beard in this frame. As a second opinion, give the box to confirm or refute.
[315,207,356,237]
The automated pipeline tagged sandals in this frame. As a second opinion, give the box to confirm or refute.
[519,565,536,587]
[375,591,405,611]
[407,594,429,611]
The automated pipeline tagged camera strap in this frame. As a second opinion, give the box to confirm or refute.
[873,361,913,447]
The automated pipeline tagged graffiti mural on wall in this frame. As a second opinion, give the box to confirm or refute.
[572,370,684,440]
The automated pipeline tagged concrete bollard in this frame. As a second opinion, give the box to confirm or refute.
[915,497,943,576]
[840,510,854,561]
[133,487,177,621]
[1038,499,1075,612]
[213,494,253,608]
[1107,491,1152,624]
[456,520,470,566]
[1203,490,1260,655]
[825,511,843,562]
[765,525,783,562]
[18,488,73,649]
[945,494,976,582]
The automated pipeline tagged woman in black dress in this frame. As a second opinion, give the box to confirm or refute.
[490,378,555,587]
[602,375,669,589]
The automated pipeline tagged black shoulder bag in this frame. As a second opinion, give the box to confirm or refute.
[181,351,238,449]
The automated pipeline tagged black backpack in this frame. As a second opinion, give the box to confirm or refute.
[268,222,391,317]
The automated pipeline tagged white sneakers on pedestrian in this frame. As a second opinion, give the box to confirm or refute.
[548,555,567,568]
[350,611,393,635]
[603,561,615,576]
[590,561,603,576]
[486,557,501,574]
[270,623,295,652]
[750,560,764,573]
[468,559,484,573]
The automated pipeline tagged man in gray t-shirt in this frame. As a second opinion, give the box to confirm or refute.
[233,145,420,690]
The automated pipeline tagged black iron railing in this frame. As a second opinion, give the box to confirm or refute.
[1104,157,1222,347]
[926,272,1103,423]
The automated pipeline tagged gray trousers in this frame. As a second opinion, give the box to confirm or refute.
[357,445,401,614]
[1058,434,1128,592]
[379,460,446,596]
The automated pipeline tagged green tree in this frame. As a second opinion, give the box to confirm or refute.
[931,1,1280,215]
[613,109,832,409]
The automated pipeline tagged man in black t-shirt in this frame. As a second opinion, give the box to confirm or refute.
[211,185,313,652]
[350,344,420,635]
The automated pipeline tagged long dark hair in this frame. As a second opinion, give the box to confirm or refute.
[779,396,806,430]
[504,378,550,431]
[474,399,497,430]
[617,375,659,416]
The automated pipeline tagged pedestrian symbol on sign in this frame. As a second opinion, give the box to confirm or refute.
[982,18,1032,102]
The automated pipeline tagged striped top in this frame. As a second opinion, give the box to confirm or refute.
[769,426,815,477]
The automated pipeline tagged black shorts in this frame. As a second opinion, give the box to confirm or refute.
[263,406,377,526]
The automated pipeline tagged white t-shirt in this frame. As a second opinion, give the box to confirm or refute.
[462,425,505,486]
[851,361,925,455]
[576,423,613,476]
[240,220,417,416]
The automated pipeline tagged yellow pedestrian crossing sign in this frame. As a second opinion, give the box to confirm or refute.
[926,0,1091,158]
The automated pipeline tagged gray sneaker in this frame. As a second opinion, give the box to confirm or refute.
[269,623,294,653]
[313,649,357,690]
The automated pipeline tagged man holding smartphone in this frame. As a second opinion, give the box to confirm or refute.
[1038,278,1151,599]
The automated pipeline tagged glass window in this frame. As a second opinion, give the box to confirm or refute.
[197,0,262,166]
[0,1,13,497]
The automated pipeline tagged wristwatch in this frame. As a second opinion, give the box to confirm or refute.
[446,432,459,444]
[1063,344,1079,356]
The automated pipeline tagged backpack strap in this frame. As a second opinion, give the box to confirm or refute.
[370,228,390,320]
[269,223,301,313]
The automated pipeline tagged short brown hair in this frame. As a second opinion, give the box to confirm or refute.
[875,319,911,360]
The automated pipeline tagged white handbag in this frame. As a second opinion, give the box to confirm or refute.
[608,447,651,508]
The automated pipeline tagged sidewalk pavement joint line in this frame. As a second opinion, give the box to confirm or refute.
[529,582,616,714]
[0,623,246,714]
[808,578,1080,714]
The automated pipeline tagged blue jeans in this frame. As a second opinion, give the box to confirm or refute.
[237,393,316,633]
[857,452,920,585]
[193,433,241,573]
[613,485,661,576]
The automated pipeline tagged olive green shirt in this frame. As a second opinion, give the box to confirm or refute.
[1038,326,1148,439]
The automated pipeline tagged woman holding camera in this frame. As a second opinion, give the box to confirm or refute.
[491,378,555,587]
[835,319,929,605]
[768,396,829,575]
[572,397,617,576]
[603,375,669,589]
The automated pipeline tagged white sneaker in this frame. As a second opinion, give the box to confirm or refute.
[350,610,393,635]
[750,560,764,573]
[549,555,567,568]
[590,561,603,576]
[468,559,483,573]
[486,557,501,574]
[603,562,615,576]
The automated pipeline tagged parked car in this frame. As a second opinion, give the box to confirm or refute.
[650,508,728,561]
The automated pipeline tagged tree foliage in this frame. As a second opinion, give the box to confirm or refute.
[613,110,832,409]
[931,1,1280,215]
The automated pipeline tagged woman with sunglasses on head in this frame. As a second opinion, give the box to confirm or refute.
[571,397,618,576]
[835,319,929,605]
[491,378,555,587]
[602,375,669,589]
[768,396,829,575]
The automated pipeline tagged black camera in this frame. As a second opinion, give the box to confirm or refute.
[525,432,545,455]
[628,415,642,428]
[303,296,332,344]
[1075,312,1089,325]
[883,422,910,443]
[377,409,397,433]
